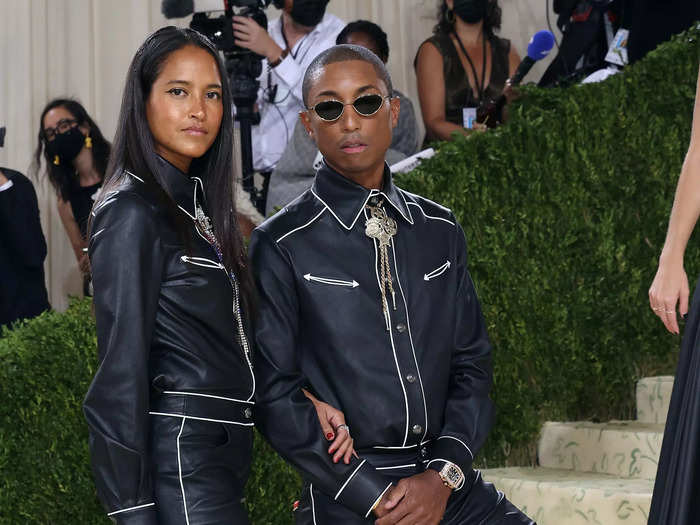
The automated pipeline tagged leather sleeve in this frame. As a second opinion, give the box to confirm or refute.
[250,228,392,519]
[83,192,163,525]
[427,222,494,483]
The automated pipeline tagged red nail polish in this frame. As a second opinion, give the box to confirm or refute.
[327,432,334,440]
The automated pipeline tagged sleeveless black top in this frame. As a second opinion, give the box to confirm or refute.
[416,32,511,140]
[69,181,102,238]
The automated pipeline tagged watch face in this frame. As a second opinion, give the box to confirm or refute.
[441,464,464,488]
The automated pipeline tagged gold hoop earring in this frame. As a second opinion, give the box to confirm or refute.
[85,135,92,149]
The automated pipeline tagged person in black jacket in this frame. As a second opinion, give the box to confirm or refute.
[250,44,533,524]
[84,27,354,525]
[0,162,50,329]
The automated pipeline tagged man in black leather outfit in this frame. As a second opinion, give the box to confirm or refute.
[250,44,533,524]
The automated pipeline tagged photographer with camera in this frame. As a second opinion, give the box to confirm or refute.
[232,0,344,174]
[0,125,50,329]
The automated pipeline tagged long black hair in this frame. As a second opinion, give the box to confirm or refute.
[434,0,502,36]
[96,26,253,308]
[33,98,110,201]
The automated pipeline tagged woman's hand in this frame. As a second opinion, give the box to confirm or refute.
[649,257,689,334]
[303,389,357,464]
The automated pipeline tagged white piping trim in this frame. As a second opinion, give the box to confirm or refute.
[334,459,366,500]
[310,187,376,231]
[392,239,429,442]
[376,463,416,470]
[366,207,409,445]
[304,274,359,288]
[437,435,474,459]
[378,190,413,224]
[398,190,415,224]
[107,502,155,516]
[162,391,254,404]
[180,255,225,270]
[276,208,326,243]
[176,418,191,525]
[177,204,196,221]
[310,484,318,525]
[94,197,118,211]
[91,228,106,240]
[365,483,394,518]
[148,412,255,426]
[406,202,456,226]
[372,439,431,450]
[424,260,451,281]
[125,170,144,183]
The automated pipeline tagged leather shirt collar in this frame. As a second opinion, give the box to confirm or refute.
[311,162,413,230]
[155,155,204,220]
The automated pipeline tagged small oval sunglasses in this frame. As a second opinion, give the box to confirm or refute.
[307,94,391,122]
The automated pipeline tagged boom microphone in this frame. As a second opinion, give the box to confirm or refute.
[510,30,556,86]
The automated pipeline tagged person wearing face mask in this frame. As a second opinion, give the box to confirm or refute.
[231,0,345,185]
[415,0,520,143]
[32,99,110,295]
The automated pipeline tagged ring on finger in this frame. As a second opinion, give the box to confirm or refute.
[337,424,350,434]
[652,306,664,311]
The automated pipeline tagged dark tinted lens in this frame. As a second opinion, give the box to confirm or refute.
[353,94,384,116]
[315,100,344,121]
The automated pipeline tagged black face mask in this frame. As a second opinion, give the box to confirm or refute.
[453,0,488,24]
[290,0,328,27]
[46,126,85,165]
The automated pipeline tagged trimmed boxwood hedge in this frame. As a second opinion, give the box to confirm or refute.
[1,23,698,524]
[395,23,700,466]
[0,299,301,524]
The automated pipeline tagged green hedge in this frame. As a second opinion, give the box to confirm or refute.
[0,299,301,524]
[396,24,700,466]
[1,25,698,524]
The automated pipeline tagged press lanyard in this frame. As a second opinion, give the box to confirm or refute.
[453,31,487,102]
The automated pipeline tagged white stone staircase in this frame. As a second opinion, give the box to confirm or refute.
[482,376,674,524]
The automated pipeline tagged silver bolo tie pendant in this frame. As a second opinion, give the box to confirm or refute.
[365,199,398,331]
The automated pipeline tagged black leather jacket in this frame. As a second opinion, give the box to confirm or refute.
[250,163,494,518]
[84,157,254,522]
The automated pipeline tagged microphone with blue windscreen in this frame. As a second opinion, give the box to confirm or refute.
[510,30,556,86]
[476,30,555,128]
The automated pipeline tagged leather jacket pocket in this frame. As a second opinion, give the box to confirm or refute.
[423,260,451,282]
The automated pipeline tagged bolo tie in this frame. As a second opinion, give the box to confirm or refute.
[365,198,398,331]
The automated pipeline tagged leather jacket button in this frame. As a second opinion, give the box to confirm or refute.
[396,323,407,333]
[369,196,379,205]
[420,447,428,458]
[244,407,253,419]
[412,424,423,435]
[406,373,416,383]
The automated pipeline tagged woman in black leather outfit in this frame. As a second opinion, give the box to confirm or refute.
[84,27,354,525]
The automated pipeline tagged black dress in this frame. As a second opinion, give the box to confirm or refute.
[648,276,700,524]
[84,157,254,525]
[415,32,511,143]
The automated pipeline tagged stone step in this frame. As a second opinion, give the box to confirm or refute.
[482,467,653,525]
[636,376,674,424]
[538,421,664,479]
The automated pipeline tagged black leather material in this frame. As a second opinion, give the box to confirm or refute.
[83,156,254,523]
[250,162,502,519]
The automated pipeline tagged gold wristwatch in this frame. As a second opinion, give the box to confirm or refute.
[438,462,464,490]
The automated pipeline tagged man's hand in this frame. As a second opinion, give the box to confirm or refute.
[374,470,451,525]
[0,170,8,186]
[232,16,283,62]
